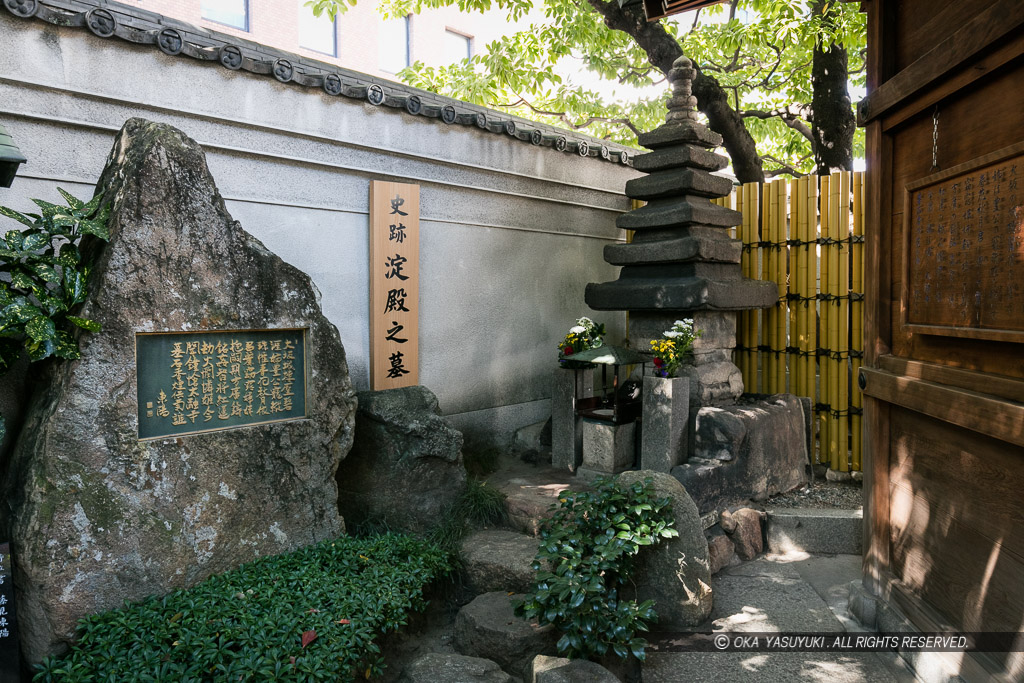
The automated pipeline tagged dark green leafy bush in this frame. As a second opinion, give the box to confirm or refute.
[34,533,451,682]
[0,189,109,439]
[515,477,677,662]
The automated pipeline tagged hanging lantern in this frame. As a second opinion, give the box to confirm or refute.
[0,123,27,189]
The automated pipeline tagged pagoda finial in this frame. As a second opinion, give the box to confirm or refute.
[665,55,699,124]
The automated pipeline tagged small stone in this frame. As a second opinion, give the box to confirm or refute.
[706,527,735,575]
[825,468,854,483]
[531,655,620,683]
[719,509,737,533]
[454,592,557,679]
[398,653,514,683]
[729,508,764,560]
[852,470,864,483]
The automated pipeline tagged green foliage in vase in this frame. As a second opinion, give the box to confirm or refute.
[0,189,110,439]
[515,476,677,661]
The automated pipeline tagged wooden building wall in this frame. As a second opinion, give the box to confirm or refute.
[858,0,1024,679]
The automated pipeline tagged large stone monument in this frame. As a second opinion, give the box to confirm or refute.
[1,119,357,664]
[586,56,775,406]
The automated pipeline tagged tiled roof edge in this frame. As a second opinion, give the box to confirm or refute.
[4,0,637,166]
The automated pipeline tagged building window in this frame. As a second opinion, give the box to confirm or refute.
[444,30,472,64]
[379,15,411,74]
[298,0,337,56]
[201,0,248,31]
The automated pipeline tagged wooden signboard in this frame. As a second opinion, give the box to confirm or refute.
[902,142,1024,342]
[0,542,18,683]
[136,328,308,440]
[369,181,419,390]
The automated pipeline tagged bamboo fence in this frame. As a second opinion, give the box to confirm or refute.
[715,171,865,472]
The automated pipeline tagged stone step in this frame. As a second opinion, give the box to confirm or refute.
[454,592,558,680]
[460,529,539,596]
[485,458,584,536]
[766,507,863,555]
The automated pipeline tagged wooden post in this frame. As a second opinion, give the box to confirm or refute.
[851,171,865,472]
[838,171,851,472]
[777,180,788,393]
[807,177,819,406]
[763,182,776,394]
[828,171,842,470]
[745,182,760,393]
[818,174,830,466]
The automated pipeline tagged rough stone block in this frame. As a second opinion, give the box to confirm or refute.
[551,368,593,472]
[461,529,539,596]
[530,655,619,682]
[727,508,764,560]
[616,471,713,628]
[336,385,466,534]
[398,653,514,683]
[641,375,689,472]
[581,419,635,474]
[847,580,879,629]
[454,592,557,679]
[766,508,863,555]
[706,526,736,575]
[673,394,809,513]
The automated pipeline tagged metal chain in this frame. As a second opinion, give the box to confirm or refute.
[931,106,940,170]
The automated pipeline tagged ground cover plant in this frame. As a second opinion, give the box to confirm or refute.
[34,533,451,682]
[515,476,677,661]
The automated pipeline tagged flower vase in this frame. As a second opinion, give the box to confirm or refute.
[640,375,689,472]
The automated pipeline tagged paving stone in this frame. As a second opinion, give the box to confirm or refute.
[766,508,863,555]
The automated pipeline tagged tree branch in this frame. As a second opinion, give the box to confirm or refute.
[499,94,642,137]
[584,0,765,182]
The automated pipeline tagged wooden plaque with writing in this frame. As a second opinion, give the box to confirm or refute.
[136,328,308,440]
[369,181,420,389]
[902,142,1024,343]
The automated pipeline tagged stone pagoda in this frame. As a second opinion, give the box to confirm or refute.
[586,56,775,407]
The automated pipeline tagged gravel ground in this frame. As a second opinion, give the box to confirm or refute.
[766,477,864,509]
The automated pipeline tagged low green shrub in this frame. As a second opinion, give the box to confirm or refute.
[515,477,677,662]
[35,533,452,682]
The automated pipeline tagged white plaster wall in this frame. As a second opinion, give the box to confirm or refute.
[0,12,638,449]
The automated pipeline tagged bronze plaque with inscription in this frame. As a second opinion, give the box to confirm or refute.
[136,328,307,440]
[903,143,1024,342]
